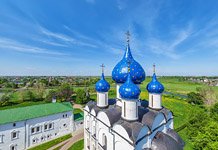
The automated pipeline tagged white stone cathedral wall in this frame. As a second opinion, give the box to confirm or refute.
[97,92,108,107]
[122,100,138,121]
[149,93,162,109]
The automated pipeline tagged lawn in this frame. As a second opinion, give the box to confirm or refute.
[73,108,83,114]
[28,134,72,150]
[0,101,48,110]
[68,139,84,150]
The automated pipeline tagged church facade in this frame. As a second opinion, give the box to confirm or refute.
[84,33,184,150]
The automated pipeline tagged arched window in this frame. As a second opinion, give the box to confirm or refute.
[124,102,126,117]
[92,124,96,136]
[102,133,107,150]
[86,117,90,129]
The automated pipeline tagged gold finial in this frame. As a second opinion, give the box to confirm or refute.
[153,63,156,73]
[100,63,105,74]
[125,30,131,44]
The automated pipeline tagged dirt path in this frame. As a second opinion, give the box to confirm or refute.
[60,128,84,150]
[73,104,84,110]
[48,128,84,150]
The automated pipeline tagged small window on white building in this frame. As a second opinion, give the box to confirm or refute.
[0,135,3,143]
[36,126,40,133]
[32,138,37,144]
[63,124,67,127]
[44,124,48,130]
[10,145,17,150]
[11,131,18,140]
[13,123,16,127]
[48,123,53,129]
[65,114,67,117]
[31,128,35,134]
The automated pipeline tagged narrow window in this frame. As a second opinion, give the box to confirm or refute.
[0,135,3,143]
[11,132,18,139]
[44,124,48,130]
[31,128,35,134]
[36,126,40,132]
[151,95,153,107]
[49,123,52,129]
[124,102,126,117]
[10,145,16,150]
[13,123,16,127]
[136,103,137,118]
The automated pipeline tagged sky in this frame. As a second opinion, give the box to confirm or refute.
[0,0,218,76]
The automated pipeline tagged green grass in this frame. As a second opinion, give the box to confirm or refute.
[28,134,72,150]
[68,139,84,150]
[73,108,83,114]
[0,101,48,110]
[53,144,65,150]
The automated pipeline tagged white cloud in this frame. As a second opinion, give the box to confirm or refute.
[39,26,98,48]
[0,37,66,56]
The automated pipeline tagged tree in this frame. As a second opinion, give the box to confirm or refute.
[45,90,57,102]
[34,82,45,101]
[187,92,204,105]
[21,90,35,102]
[0,94,10,106]
[75,89,89,104]
[196,86,217,106]
[58,83,73,101]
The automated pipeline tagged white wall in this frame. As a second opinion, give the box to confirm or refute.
[149,93,162,109]
[0,121,26,150]
[0,111,73,150]
[121,100,138,121]
[97,92,108,108]
[27,111,73,148]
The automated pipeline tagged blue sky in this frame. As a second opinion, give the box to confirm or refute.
[0,0,218,76]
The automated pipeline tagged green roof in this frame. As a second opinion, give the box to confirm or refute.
[74,112,84,121]
[0,102,73,125]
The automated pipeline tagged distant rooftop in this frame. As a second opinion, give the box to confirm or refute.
[0,102,73,125]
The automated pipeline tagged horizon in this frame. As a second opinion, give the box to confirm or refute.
[0,0,218,76]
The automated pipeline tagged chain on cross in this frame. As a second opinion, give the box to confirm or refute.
[100,64,105,73]
[153,63,156,73]
[126,30,131,44]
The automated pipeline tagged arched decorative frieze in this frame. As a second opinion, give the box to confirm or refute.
[112,124,132,142]
[97,111,111,127]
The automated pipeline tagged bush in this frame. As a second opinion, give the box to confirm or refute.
[187,92,204,105]
[75,89,89,104]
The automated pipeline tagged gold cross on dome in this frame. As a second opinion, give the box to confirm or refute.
[125,30,131,44]
[100,64,105,73]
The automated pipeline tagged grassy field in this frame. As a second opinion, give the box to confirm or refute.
[68,139,84,150]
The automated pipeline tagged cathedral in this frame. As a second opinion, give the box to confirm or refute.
[84,32,184,150]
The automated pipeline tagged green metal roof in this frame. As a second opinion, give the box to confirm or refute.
[0,102,73,125]
[74,112,84,121]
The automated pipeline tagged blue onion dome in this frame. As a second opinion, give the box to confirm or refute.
[119,73,141,99]
[95,73,110,92]
[147,73,164,94]
[112,44,146,84]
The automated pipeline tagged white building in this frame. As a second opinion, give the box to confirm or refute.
[0,102,74,150]
[84,34,185,150]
